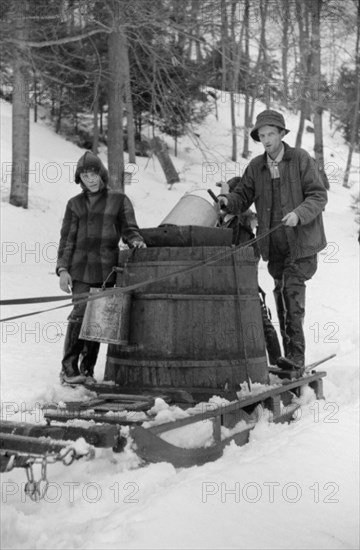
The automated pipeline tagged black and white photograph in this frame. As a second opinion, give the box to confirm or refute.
[0,1,359,548]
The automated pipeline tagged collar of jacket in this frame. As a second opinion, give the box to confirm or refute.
[260,141,294,171]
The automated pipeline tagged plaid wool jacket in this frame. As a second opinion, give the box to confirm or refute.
[225,142,328,261]
[56,189,143,284]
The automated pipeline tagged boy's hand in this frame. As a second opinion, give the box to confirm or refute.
[132,240,147,249]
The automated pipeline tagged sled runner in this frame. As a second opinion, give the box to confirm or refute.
[39,355,332,468]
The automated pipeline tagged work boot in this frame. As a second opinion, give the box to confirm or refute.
[276,356,304,371]
[60,372,87,385]
[61,320,83,378]
[260,298,282,365]
[79,340,100,381]
[84,375,97,385]
[273,278,290,357]
[60,319,100,383]
[283,282,306,367]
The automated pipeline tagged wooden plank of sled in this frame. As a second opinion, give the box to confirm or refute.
[85,384,172,400]
[78,394,155,412]
[59,394,155,413]
[130,424,253,468]
[144,371,327,436]
[92,403,134,412]
[0,420,118,448]
[43,409,145,426]
[148,408,247,436]
[0,432,70,456]
[102,385,237,404]
[130,401,305,468]
[91,385,193,404]
[79,393,155,404]
[233,371,327,409]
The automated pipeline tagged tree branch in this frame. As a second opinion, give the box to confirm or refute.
[6,27,110,48]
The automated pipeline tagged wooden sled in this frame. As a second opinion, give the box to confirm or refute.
[129,369,327,468]
[41,358,332,469]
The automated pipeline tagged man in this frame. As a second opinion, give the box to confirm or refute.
[217,177,282,367]
[218,110,328,370]
[57,151,146,385]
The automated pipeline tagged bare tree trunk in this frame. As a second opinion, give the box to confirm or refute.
[249,0,268,123]
[107,0,126,191]
[10,0,30,209]
[92,85,99,155]
[124,38,136,164]
[221,0,229,91]
[260,0,269,109]
[230,0,238,162]
[55,89,63,134]
[150,136,180,186]
[188,0,202,62]
[100,103,103,134]
[295,0,311,148]
[242,0,250,158]
[33,74,38,123]
[296,109,306,149]
[343,0,360,188]
[282,0,289,106]
[214,93,218,121]
[230,92,237,161]
[311,0,325,173]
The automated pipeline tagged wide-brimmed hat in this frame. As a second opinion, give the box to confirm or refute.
[250,110,290,142]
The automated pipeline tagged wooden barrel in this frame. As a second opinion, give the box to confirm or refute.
[104,246,269,393]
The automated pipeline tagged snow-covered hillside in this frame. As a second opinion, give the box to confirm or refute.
[0,96,359,550]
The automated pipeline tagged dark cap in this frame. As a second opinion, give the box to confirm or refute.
[250,110,290,142]
[74,151,108,184]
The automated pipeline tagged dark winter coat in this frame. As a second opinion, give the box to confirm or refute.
[225,142,328,261]
[56,153,143,284]
[56,189,143,283]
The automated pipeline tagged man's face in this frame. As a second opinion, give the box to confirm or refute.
[80,169,101,192]
[258,125,285,158]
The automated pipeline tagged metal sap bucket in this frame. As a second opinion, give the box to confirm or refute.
[160,190,219,227]
[80,288,131,345]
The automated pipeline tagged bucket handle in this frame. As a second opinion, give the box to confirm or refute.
[102,249,136,290]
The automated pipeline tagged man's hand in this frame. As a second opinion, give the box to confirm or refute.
[218,196,229,209]
[282,212,299,226]
[59,271,72,293]
[132,240,147,249]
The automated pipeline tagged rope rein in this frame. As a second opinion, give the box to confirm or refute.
[0,223,283,323]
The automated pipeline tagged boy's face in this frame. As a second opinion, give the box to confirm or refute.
[258,125,285,158]
[80,169,101,192]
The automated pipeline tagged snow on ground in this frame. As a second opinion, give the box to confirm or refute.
[0,95,359,550]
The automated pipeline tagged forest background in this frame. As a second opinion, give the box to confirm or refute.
[0,0,359,210]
